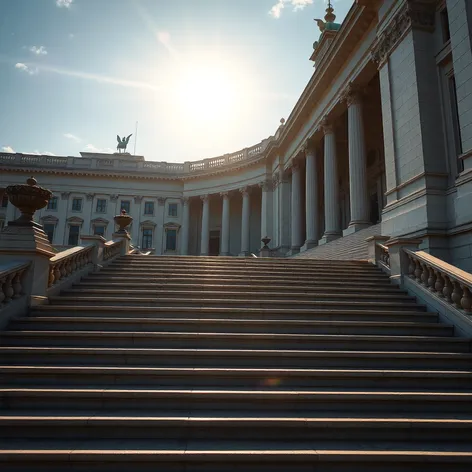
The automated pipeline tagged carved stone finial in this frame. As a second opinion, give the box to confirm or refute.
[324,1,336,23]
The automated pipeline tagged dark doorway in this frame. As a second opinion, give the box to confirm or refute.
[370,191,380,224]
[209,230,220,256]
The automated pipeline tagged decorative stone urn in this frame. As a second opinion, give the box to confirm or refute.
[114,209,133,234]
[6,177,52,226]
[261,236,271,250]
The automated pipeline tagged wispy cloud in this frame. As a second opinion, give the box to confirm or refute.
[56,0,73,8]
[15,62,38,75]
[84,144,114,154]
[269,0,313,18]
[38,64,160,91]
[29,45,47,55]
[1,146,15,153]
[63,133,82,143]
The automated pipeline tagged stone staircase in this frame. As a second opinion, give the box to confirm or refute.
[1,255,472,471]
[295,223,381,260]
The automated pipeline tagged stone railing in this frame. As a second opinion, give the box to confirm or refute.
[0,137,272,177]
[0,262,30,307]
[377,243,390,273]
[48,245,93,288]
[405,249,472,315]
[104,240,122,261]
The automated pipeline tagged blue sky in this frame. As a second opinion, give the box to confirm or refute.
[0,0,352,162]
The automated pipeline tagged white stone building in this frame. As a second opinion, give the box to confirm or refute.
[2,0,472,270]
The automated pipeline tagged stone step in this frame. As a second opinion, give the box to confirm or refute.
[47,296,424,310]
[2,330,467,351]
[1,347,468,370]
[60,288,416,303]
[1,444,471,472]
[1,365,471,390]
[75,281,404,293]
[3,388,472,413]
[2,414,472,441]
[29,305,439,322]
[82,274,394,286]
[10,317,453,337]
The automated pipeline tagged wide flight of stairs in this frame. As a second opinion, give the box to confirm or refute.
[1,255,472,471]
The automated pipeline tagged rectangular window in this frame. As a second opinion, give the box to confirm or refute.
[166,229,177,251]
[121,200,131,213]
[43,223,55,243]
[142,228,153,249]
[68,225,80,246]
[94,225,105,237]
[144,201,154,215]
[168,203,178,217]
[440,7,451,43]
[1,195,8,208]
[47,196,58,210]
[96,199,107,213]
[72,198,83,212]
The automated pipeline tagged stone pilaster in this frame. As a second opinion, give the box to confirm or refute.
[200,195,210,256]
[343,84,370,235]
[319,118,341,245]
[302,142,319,251]
[239,187,251,256]
[180,197,190,255]
[220,192,230,256]
[289,161,303,255]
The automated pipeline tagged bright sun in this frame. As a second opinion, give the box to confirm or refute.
[175,61,240,122]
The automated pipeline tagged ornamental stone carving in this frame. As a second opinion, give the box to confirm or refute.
[110,194,119,202]
[371,0,436,67]
[239,186,251,196]
[86,193,95,201]
[320,116,334,135]
[158,197,166,206]
[341,83,363,107]
[259,180,272,192]
[61,192,70,200]
[134,195,143,204]
[200,194,209,203]
[272,173,280,189]
[182,197,190,205]
[220,192,230,199]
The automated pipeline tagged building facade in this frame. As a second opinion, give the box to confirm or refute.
[2,0,472,270]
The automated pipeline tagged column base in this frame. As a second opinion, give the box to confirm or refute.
[343,222,371,237]
[200,253,209,257]
[219,252,230,256]
[287,246,300,256]
[318,233,341,246]
[300,240,318,252]
[239,251,250,257]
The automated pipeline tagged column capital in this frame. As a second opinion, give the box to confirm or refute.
[259,180,272,192]
[320,116,334,135]
[158,197,166,206]
[239,186,251,196]
[220,191,230,199]
[302,139,317,158]
[288,159,301,174]
[133,195,143,204]
[200,194,209,203]
[60,192,70,200]
[272,173,280,189]
[110,194,119,202]
[341,83,363,107]
[182,196,190,205]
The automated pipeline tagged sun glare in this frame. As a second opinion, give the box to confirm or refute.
[174,61,241,122]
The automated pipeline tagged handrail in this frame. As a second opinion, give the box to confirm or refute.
[48,245,93,288]
[404,248,472,314]
[104,240,122,261]
[0,261,31,305]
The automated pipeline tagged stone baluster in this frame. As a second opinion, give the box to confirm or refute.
[200,195,210,256]
[220,192,230,256]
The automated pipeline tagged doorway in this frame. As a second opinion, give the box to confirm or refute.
[209,230,220,256]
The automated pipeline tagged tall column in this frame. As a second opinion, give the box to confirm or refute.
[319,118,341,245]
[239,187,251,256]
[302,142,319,251]
[344,85,370,235]
[220,192,230,256]
[289,161,303,255]
[278,170,291,253]
[200,195,210,256]
[180,197,190,255]
[259,180,273,242]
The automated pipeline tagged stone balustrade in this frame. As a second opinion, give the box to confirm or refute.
[0,262,30,306]
[48,245,94,288]
[377,242,390,272]
[104,240,122,261]
[405,249,472,315]
[0,138,272,177]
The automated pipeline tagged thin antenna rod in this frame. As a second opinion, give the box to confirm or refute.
[134,121,138,156]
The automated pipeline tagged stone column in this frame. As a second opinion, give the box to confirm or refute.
[239,187,251,256]
[344,85,370,235]
[319,118,341,245]
[155,197,166,255]
[200,195,210,256]
[180,197,190,255]
[220,192,230,256]
[302,143,319,251]
[289,161,303,255]
[259,180,273,242]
